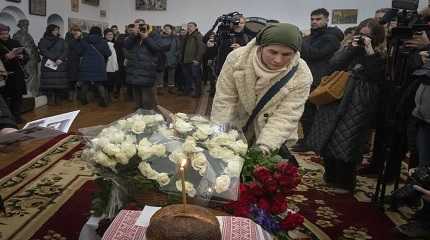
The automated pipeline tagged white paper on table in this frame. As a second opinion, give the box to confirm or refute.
[45,59,58,70]
[134,206,161,227]
[23,110,80,133]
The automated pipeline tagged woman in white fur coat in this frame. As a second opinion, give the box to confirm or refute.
[211,23,313,154]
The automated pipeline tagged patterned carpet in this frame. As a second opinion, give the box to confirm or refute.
[0,135,415,240]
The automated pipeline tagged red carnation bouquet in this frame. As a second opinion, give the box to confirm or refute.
[225,149,304,239]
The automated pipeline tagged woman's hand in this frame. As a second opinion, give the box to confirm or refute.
[0,128,17,135]
[352,35,375,55]
[5,52,16,60]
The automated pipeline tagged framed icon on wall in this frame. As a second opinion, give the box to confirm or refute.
[136,0,167,11]
[82,0,100,7]
[29,0,47,16]
[332,9,358,24]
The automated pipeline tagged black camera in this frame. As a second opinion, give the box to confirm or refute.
[356,36,366,47]
[391,166,430,208]
[139,24,147,33]
[217,12,242,27]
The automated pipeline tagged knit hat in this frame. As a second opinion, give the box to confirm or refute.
[0,24,10,32]
[256,23,302,51]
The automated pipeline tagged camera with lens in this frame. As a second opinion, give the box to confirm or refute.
[139,24,148,33]
[391,165,430,208]
[356,36,366,47]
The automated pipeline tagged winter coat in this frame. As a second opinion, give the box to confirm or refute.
[124,33,169,87]
[77,34,111,82]
[162,35,180,67]
[211,39,313,150]
[38,35,69,90]
[182,30,205,64]
[0,94,16,130]
[66,35,82,83]
[0,38,29,97]
[307,47,385,163]
[301,27,344,89]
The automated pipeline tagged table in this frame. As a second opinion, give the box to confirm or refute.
[81,210,272,240]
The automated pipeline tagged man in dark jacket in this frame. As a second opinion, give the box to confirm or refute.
[296,8,344,151]
[182,22,205,97]
[124,24,169,110]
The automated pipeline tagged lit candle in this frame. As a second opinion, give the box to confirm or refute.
[180,158,187,211]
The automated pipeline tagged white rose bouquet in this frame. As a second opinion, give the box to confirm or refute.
[80,109,248,218]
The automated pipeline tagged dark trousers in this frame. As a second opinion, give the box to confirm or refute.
[301,101,317,140]
[323,156,356,191]
[79,82,109,107]
[416,120,430,220]
[133,86,156,110]
[183,63,202,96]
[1,91,22,122]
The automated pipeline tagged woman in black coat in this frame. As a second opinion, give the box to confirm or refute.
[0,23,29,123]
[307,18,386,192]
[38,24,69,104]
[76,26,111,107]
[124,25,169,110]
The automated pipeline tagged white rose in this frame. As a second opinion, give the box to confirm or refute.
[191,153,208,176]
[228,140,248,156]
[138,145,153,160]
[183,137,197,153]
[95,151,117,168]
[209,146,236,162]
[215,175,231,193]
[224,159,243,177]
[121,142,137,158]
[190,115,209,123]
[117,119,131,130]
[175,113,189,120]
[115,152,130,165]
[138,162,159,180]
[176,181,197,198]
[156,173,170,186]
[169,150,187,164]
[143,114,164,126]
[193,130,208,141]
[138,138,152,147]
[109,131,126,144]
[102,143,121,157]
[131,120,146,134]
[151,144,167,157]
[208,133,235,148]
[124,135,137,144]
[174,118,194,134]
[81,148,95,161]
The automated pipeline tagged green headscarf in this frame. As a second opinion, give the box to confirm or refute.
[256,23,302,51]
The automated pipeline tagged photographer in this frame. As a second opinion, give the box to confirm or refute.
[396,52,430,238]
[307,18,386,192]
[124,23,169,109]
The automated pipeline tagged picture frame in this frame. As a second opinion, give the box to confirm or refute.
[71,0,79,12]
[332,9,358,25]
[100,10,106,18]
[29,0,47,16]
[136,0,167,11]
[82,0,100,6]
[6,0,22,3]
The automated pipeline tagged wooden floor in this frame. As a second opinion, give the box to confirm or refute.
[0,89,207,169]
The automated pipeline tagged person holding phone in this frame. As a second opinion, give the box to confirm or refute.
[0,23,28,124]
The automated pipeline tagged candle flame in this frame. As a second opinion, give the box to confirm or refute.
[180,158,187,168]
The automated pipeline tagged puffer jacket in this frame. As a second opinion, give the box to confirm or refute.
[38,35,69,90]
[78,34,111,82]
[307,47,385,163]
[211,39,313,150]
[124,32,169,87]
[301,26,344,89]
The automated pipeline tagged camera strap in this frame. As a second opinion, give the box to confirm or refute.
[242,64,299,133]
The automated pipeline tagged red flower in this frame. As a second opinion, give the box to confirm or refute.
[253,166,272,184]
[270,193,288,215]
[263,177,278,193]
[275,173,301,192]
[248,182,265,197]
[258,198,271,212]
[280,213,304,231]
[276,162,298,177]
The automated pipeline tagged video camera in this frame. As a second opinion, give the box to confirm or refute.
[381,0,430,40]
[391,166,430,208]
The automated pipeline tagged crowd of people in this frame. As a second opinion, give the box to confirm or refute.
[0,6,429,238]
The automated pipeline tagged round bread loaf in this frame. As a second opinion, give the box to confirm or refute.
[146,204,222,240]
